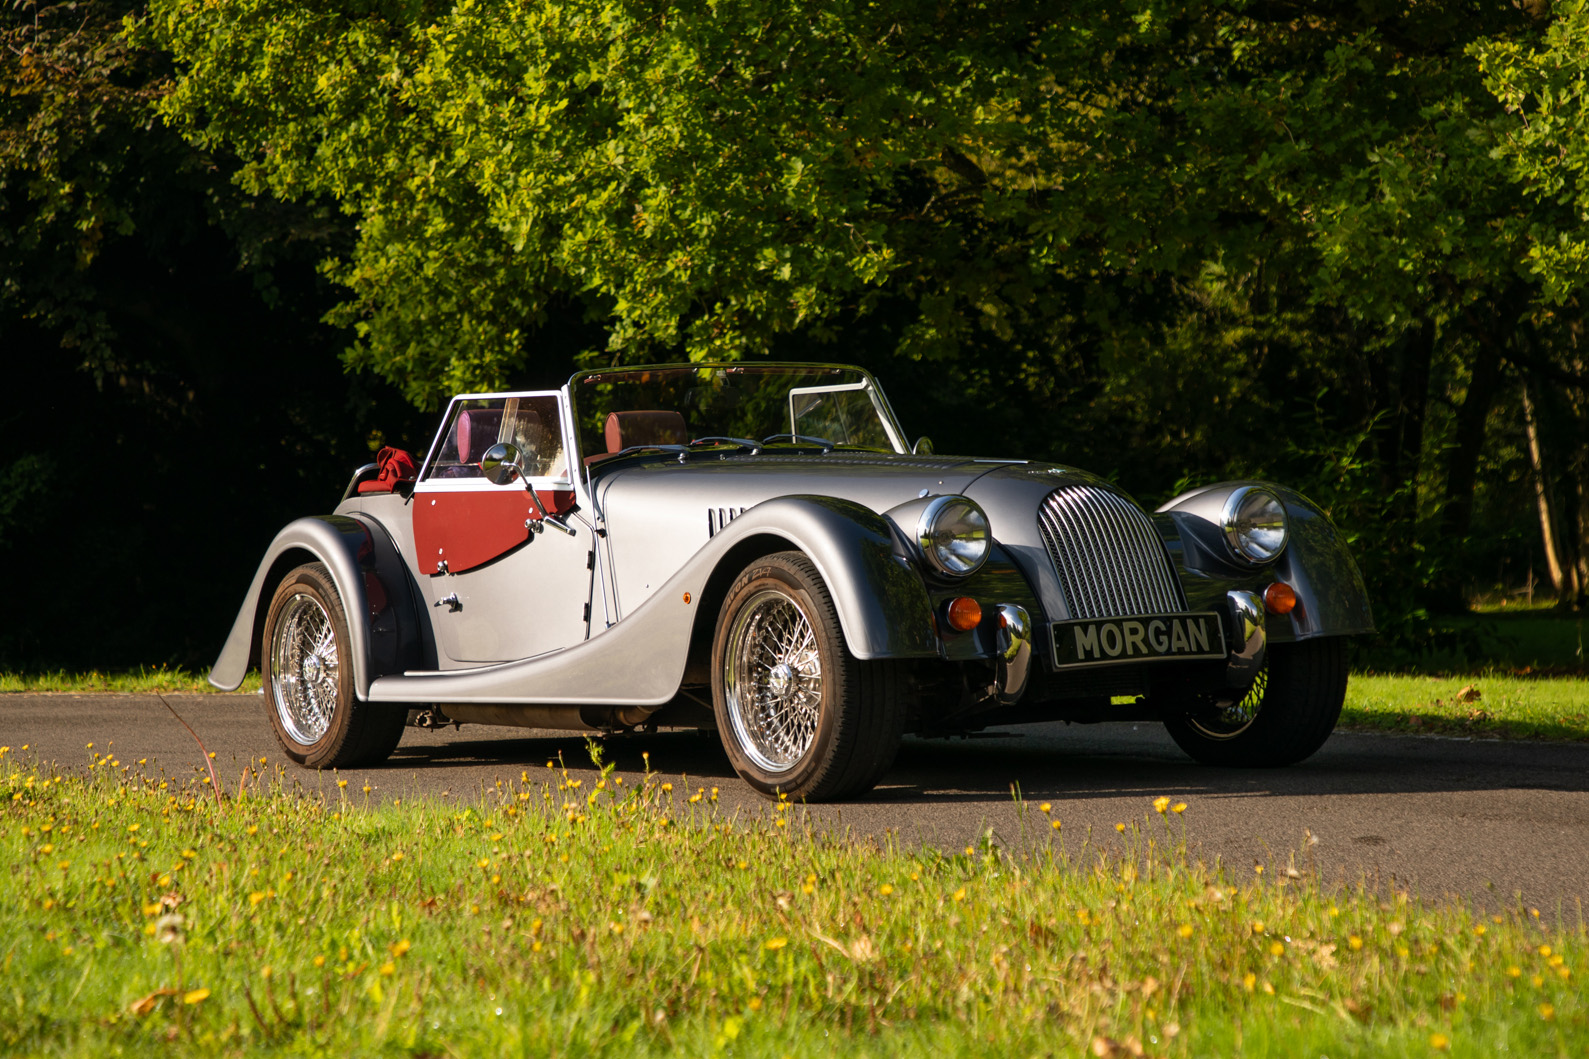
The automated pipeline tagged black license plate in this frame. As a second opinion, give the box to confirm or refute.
[1050,613,1227,669]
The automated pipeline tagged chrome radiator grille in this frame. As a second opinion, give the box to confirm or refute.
[1037,486,1187,619]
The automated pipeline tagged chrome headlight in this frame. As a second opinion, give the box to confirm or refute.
[1222,486,1288,563]
[916,495,990,576]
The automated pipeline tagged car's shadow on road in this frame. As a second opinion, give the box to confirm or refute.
[376,721,1589,804]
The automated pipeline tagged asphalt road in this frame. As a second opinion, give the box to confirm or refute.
[5,693,1588,912]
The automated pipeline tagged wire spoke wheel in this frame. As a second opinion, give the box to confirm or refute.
[270,591,340,745]
[261,562,404,769]
[711,552,906,801]
[1164,637,1348,768]
[724,589,822,773]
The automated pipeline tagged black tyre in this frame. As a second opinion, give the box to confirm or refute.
[711,552,905,801]
[261,563,405,769]
[1164,636,1348,767]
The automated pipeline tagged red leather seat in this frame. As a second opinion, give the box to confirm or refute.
[604,410,688,452]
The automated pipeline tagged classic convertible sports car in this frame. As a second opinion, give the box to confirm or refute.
[211,363,1374,800]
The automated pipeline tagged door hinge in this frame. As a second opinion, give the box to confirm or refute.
[582,603,591,623]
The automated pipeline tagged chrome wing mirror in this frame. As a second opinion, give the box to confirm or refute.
[912,436,935,456]
[480,443,576,536]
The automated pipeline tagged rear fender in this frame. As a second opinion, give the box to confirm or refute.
[208,515,423,697]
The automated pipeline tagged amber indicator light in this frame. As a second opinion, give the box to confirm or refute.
[945,597,983,632]
[1264,582,1297,615]
[682,592,692,605]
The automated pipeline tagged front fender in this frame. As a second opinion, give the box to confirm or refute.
[1157,482,1375,641]
[208,514,423,697]
[704,495,938,659]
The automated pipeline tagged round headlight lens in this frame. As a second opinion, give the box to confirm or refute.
[917,496,990,577]
[1223,486,1288,563]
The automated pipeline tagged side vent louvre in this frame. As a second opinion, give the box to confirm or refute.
[707,507,747,537]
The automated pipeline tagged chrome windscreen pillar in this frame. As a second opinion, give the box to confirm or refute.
[1225,589,1266,691]
[993,603,1032,705]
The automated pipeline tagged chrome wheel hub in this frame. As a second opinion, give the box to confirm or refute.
[723,589,822,774]
[270,592,339,746]
[1187,664,1268,740]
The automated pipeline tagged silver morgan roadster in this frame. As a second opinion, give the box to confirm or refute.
[211,363,1374,800]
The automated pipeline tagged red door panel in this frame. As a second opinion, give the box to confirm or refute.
[412,488,575,574]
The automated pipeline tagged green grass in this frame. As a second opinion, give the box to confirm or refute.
[1343,674,1589,741]
[0,668,261,695]
[1374,610,1588,676]
[2,748,1585,1057]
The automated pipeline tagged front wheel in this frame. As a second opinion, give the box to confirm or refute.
[261,563,404,769]
[1163,636,1348,767]
[711,552,905,801]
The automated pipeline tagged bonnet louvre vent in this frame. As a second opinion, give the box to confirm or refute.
[1037,486,1187,619]
[707,507,747,537]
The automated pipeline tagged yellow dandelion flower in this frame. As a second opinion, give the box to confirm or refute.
[1531,975,1544,988]
[1251,921,1264,933]
[1242,972,1256,991]
[1507,966,1521,978]
[1039,803,1051,814]
[182,989,210,1005]
[1429,1032,1449,1051]
[1254,864,1264,875]
[1172,802,1187,814]
[878,884,894,897]
[661,783,673,792]
[362,784,372,794]
[1050,819,1062,831]
[1115,823,1127,833]
[765,937,788,951]
[1349,935,1363,951]
[952,887,967,902]
[390,939,411,958]
[1539,1003,1555,1021]
[1474,925,1486,936]
[337,780,347,789]
[249,891,265,906]
[1270,941,1285,957]
[1153,796,1170,814]
[379,962,395,976]
[314,955,326,967]
[1177,924,1194,939]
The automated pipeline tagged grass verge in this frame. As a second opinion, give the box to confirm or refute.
[0,668,261,695]
[1342,674,1589,742]
[2,746,1584,1057]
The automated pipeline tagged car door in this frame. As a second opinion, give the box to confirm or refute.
[411,392,592,663]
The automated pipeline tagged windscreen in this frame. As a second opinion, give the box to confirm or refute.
[572,365,901,459]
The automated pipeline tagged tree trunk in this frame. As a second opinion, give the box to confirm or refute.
[1522,373,1585,608]
[1431,335,1503,609]
[1377,321,1433,513]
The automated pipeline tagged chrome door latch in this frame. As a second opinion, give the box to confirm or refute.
[433,593,462,612]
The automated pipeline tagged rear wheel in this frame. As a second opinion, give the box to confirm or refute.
[711,552,905,801]
[1164,636,1348,767]
[262,563,404,769]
